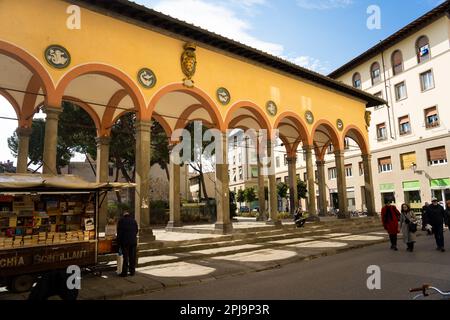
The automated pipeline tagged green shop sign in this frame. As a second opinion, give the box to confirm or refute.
[402,180,420,191]
[379,183,395,192]
[430,178,450,189]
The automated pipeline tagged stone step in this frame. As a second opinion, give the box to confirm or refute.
[98,221,383,266]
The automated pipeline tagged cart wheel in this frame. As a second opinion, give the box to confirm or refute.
[9,275,35,293]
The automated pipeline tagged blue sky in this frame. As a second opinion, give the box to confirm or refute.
[135,0,445,74]
[0,0,446,164]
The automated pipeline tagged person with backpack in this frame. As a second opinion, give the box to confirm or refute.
[381,200,400,251]
[399,203,417,252]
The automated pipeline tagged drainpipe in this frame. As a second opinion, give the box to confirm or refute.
[381,49,396,140]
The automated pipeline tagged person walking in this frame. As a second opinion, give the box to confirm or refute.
[421,202,429,232]
[399,204,417,252]
[381,200,400,251]
[117,211,139,277]
[427,198,446,252]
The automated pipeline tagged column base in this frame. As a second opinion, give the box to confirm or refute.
[166,221,183,229]
[266,219,282,227]
[367,211,378,217]
[214,223,233,234]
[306,215,321,222]
[139,226,155,241]
[337,212,351,219]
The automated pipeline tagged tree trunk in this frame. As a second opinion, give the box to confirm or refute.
[85,152,96,177]
[114,163,122,204]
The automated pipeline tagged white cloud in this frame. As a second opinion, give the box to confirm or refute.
[296,0,353,10]
[145,0,283,55]
[289,55,331,74]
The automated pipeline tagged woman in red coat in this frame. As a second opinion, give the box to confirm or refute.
[381,200,400,251]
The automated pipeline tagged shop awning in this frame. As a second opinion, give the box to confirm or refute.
[380,183,395,193]
[403,180,421,191]
[430,178,450,190]
[0,174,135,190]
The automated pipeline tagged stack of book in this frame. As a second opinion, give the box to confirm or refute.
[0,237,5,248]
[4,238,13,248]
[12,237,22,247]
[38,232,46,244]
[23,235,33,246]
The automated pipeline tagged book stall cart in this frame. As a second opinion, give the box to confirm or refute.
[0,174,123,293]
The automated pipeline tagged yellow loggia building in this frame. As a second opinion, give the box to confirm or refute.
[0,0,384,234]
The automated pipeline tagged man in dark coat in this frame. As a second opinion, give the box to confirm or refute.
[117,211,139,277]
[427,198,446,252]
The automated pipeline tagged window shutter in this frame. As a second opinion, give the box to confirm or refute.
[399,116,409,125]
[379,157,391,165]
[425,107,437,118]
[428,147,447,161]
[401,152,416,170]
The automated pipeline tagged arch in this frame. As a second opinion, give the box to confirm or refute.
[62,96,102,134]
[273,111,310,145]
[148,83,223,130]
[311,119,342,151]
[352,72,361,89]
[228,114,261,129]
[152,112,172,138]
[0,40,55,104]
[0,88,21,123]
[224,101,272,137]
[342,125,369,155]
[101,89,130,136]
[391,50,403,75]
[55,63,146,118]
[174,104,221,132]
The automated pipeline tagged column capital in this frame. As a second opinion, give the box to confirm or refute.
[135,120,152,132]
[362,153,372,161]
[334,150,346,157]
[302,145,314,152]
[316,160,326,166]
[16,127,33,137]
[95,136,111,146]
[286,156,297,163]
[43,106,62,120]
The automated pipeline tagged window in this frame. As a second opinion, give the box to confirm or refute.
[378,157,392,173]
[284,176,289,184]
[398,115,411,135]
[233,136,238,148]
[376,123,387,141]
[391,50,403,75]
[276,156,280,168]
[328,167,337,180]
[358,162,364,176]
[374,91,384,109]
[327,144,334,154]
[394,82,407,101]
[239,166,243,180]
[344,137,350,150]
[400,152,416,170]
[233,155,236,165]
[420,70,434,91]
[284,154,288,166]
[424,106,439,128]
[345,164,353,177]
[352,73,362,89]
[276,177,281,184]
[416,35,430,63]
[108,166,114,177]
[427,146,447,166]
[303,172,307,182]
[238,153,242,164]
[232,168,236,182]
[370,62,381,85]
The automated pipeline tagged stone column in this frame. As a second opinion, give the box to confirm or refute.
[316,160,327,217]
[304,146,319,221]
[215,133,233,234]
[256,137,266,220]
[334,150,349,219]
[362,154,377,217]
[95,136,111,232]
[42,107,61,175]
[287,156,298,215]
[135,121,154,239]
[167,150,182,228]
[15,127,32,173]
[267,139,281,226]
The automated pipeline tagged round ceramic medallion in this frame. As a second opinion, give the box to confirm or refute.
[137,68,157,88]
[44,45,71,69]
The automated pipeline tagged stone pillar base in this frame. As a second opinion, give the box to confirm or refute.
[306,215,321,222]
[266,219,282,227]
[338,213,351,219]
[166,221,183,229]
[214,223,233,234]
[367,211,378,217]
[139,227,155,241]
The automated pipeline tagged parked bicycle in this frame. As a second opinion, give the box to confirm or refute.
[410,284,450,300]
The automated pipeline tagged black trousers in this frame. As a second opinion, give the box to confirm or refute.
[121,244,137,275]
[389,234,397,248]
[432,224,444,248]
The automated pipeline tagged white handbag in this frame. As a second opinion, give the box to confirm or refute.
[116,248,123,275]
